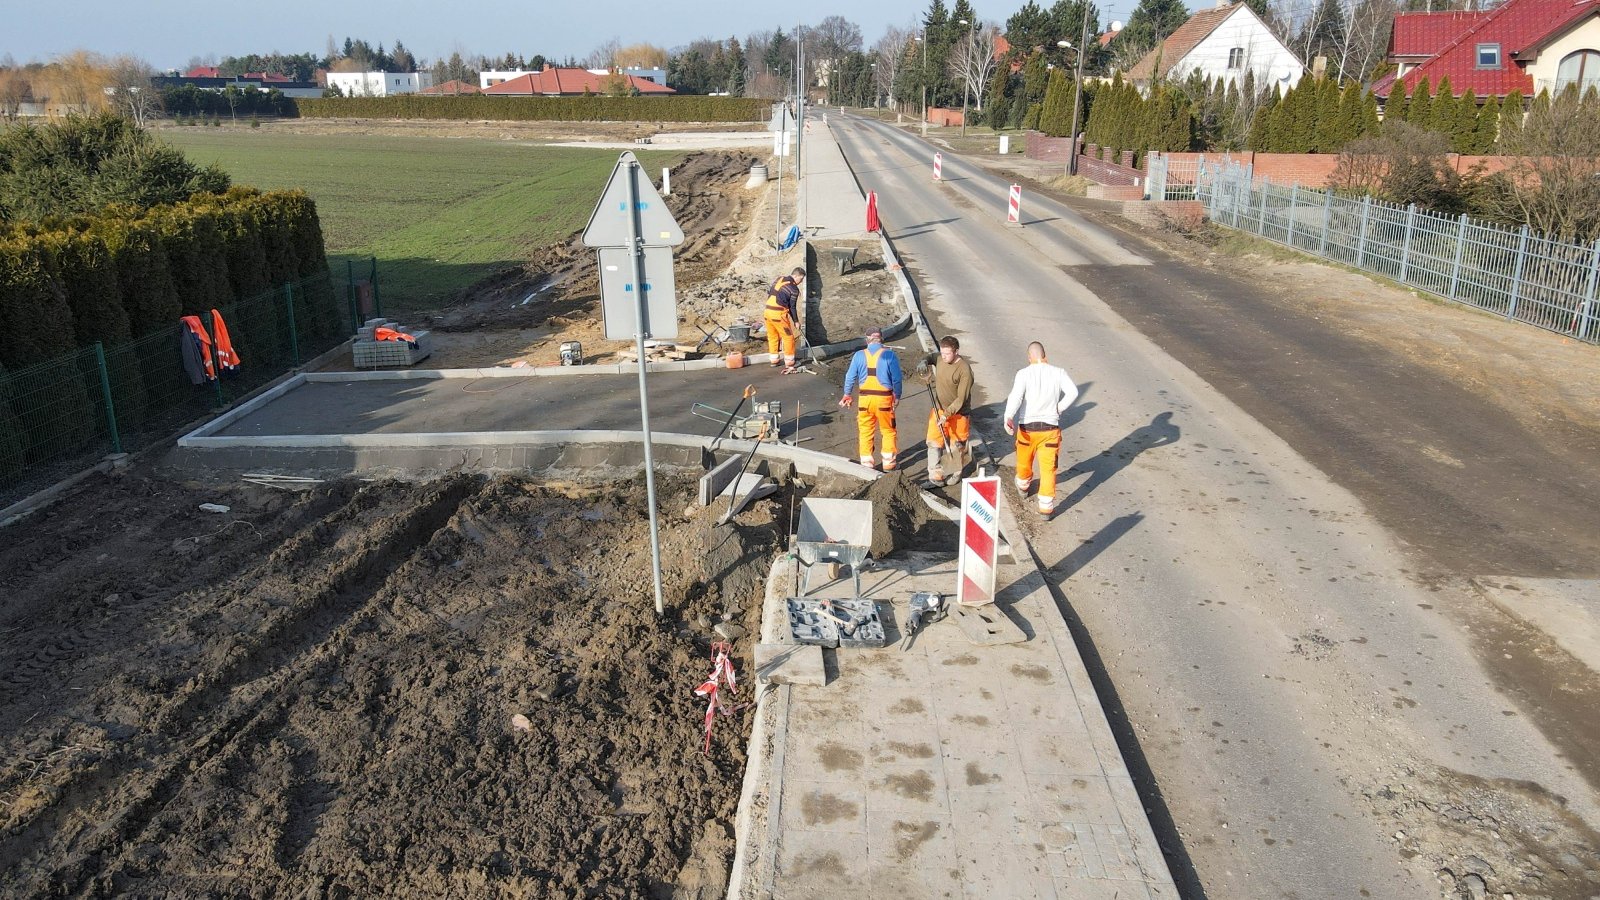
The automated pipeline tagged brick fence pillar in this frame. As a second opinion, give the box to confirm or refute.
[1120,150,1136,168]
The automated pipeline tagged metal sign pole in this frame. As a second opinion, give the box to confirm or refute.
[625,160,667,615]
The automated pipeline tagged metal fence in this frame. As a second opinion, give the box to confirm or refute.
[1,267,359,508]
[1146,154,1600,346]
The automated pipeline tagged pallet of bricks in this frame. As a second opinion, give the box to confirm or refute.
[352,318,432,368]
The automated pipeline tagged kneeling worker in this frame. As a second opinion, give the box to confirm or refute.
[840,326,902,470]
[763,267,805,372]
[924,335,974,488]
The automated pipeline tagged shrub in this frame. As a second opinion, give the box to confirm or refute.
[292,95,769,123]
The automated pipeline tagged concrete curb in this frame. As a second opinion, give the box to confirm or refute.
[1,339,352,529]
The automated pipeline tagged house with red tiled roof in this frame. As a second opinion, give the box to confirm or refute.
[1375,0,1600,98]
[419,79,481,95]
[1125,0,1304,92]
[482,67,675,96]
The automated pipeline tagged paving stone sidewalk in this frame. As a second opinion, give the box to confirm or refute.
[732,548,1177,899]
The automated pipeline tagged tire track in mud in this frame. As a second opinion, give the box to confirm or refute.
[0,477,478,897]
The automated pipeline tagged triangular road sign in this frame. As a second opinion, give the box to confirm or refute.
[581,151,684,249]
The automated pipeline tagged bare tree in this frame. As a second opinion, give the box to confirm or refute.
[1483,90,1600,240]
[107,54,161,126]
[0,55,28,120]
[1342,0,1396,83]
[51,50,112,113]
[615,43,668,69]
[810,15,864,59]
[584,37,621,69]
[874,25,914,107]
[949,22,1000,111]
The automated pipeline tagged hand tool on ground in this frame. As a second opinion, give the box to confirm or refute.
[694,384,755,447]
[901,591,947,651]
[818,600,862,636]
[716,418,771,526]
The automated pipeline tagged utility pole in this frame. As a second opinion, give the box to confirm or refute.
[795,23,806,231]
[921,28,929,137]
[958,19,971,136]
[1063,4,1092,177]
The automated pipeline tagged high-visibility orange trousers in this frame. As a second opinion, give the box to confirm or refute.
[1015,426,1061,500]
[925,410,970,447]
[857,402,897,468]
[764,311,796,365]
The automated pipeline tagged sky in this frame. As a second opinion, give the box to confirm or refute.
[4,0,1141,69]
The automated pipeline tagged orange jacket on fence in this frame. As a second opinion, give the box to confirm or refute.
[210,309,240,372]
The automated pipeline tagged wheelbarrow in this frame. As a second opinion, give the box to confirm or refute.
[793,498,873,601]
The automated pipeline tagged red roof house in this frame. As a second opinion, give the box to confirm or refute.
[482,67,675,96]
[184,66,223,78]
[419,79,482,95]
[1377,0,1600,98]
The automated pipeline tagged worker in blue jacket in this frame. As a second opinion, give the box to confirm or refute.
[839,326,903,470]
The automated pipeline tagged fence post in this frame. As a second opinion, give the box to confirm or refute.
[1447,214,1469,301]
[369,256,382,319]
[1506,224,1531,321]
[92,342,122,455]
[346,258,359,332]
[1257,178,1270,236]
[1286,185,1299,247]
[1578,238,1600,342]
[1356,195,1373,269]
[1318,190,1333,256]
[1398,204,1418,283]
[284,282,301,366]
[202,309,225,409]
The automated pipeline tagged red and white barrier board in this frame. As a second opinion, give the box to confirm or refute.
[933,152,943,182]
[1007,184,1022,225]
[957,476,1000,606]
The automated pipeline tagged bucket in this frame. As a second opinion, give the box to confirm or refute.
[745,164,769,188]
[727,323,752,343]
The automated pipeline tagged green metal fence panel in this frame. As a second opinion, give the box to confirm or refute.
[1,268,354,507]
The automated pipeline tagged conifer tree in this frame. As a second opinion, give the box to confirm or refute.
[1473,95,1500,153]
[1248,88,1278,150]
[1530,87,1551,117]
[1315,76,1342,151]
[1407,77,1432,129]
[1359,88,1381,137]
[1430,76,1456,134]
[1451,89,1479,152]
[1385,86,1408,126]
[1336,80,1365,149]
[1040,68,1073,136]
[1497,90,1524,147]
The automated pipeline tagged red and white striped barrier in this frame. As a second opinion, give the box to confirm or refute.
[956,475,1000,606]
[693,641,739,754]
[1007,184,1022,225]
[933,152,943,182]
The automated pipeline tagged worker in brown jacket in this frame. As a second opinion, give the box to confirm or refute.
[923,335,974,488]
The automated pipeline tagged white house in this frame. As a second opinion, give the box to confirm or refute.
[325,71,435,97]
[1126,0,1304,92]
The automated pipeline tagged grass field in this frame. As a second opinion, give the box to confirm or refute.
[163,128,684,311]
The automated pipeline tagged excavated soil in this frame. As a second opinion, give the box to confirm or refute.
[805,240,898,345]
[414,151,761,369]
[0,469,800,897]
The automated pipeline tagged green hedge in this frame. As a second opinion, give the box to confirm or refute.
[292,94,770,123]
[0,188,331,370]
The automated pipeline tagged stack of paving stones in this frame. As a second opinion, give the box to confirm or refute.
[352,318,432,368]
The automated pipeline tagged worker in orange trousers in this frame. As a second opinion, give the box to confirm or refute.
[840,326,903,470]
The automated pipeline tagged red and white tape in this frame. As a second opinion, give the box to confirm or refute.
[693,641,740,754]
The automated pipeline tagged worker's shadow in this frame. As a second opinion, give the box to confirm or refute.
[1059,412,1180,508]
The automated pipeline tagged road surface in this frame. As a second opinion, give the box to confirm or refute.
[832,113,1600,900]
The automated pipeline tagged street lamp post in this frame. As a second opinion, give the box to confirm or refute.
[919,31,928,137]
[958,18,971,136]
[1061,6,1092,176]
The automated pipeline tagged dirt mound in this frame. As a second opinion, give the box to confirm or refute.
[428,151,758,335]
[0,470,790,897]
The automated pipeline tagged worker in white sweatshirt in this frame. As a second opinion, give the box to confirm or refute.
[1002,341,1080,518]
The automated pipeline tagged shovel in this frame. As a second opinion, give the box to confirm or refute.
[716,418,771,526]
[712,384,757,446]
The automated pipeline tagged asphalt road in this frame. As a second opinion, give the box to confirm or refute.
[834,114,1600,899]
